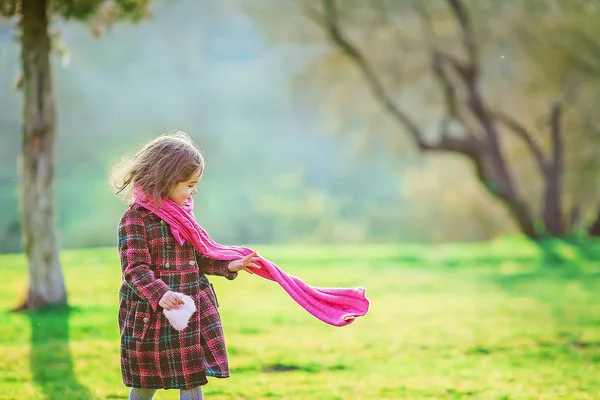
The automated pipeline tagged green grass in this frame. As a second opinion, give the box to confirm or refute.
[1,238,599,399]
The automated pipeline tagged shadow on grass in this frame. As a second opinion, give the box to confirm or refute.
[533,236,600,265]
[26,307,92,400]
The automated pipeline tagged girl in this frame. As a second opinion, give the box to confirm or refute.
[110,130,261,400]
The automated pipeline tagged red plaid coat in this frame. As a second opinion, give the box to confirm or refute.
[117,204,238,389]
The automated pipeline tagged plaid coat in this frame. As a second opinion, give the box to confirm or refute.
[117,204,238,389]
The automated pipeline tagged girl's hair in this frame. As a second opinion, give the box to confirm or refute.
[109,130,205,205]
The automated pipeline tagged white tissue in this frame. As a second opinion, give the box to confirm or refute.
[163,293,197,331]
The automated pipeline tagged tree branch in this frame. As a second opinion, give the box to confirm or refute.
[549,102,562,172]
[320,0,476,155]
[443,0,498,140]
[310,0,538,237]
[493,111,547,173]
[423,116,478,154]
[415,4,472,81]
[416,4,476,141]
[315,0,536,237]
[432,51,478,141]
[495,103,566,235]
[321,0,421,143]
[446,0,478,66]
[436,51,471,81]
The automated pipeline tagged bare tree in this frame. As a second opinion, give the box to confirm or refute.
[294,0,598,238]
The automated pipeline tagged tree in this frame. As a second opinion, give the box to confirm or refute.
[1,0,151,310]
[245,0,600,239]
[513,0,600,237]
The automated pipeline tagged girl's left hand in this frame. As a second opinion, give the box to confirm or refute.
[227,251,262,274]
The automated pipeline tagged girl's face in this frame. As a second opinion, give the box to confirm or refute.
[167,168,202,206]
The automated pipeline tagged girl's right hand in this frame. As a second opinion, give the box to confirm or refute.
[227,251,262,274]
[159,291,184,310]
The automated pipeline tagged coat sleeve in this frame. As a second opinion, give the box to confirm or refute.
[118,208,170,311]
[195,250,238,280]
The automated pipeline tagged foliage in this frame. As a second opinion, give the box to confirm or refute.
[1,0,151,21]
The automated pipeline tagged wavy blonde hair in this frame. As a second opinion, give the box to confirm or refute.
[109,130,205,205]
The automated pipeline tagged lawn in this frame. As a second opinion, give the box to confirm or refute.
[1,238,599,399]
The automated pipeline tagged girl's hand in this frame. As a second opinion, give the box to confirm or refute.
[228,252,262,274]
[159,291,184,310]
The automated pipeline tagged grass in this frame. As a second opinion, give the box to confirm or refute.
[0,238,599,399]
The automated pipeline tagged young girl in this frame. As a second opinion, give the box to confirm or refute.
[110,130,261,400]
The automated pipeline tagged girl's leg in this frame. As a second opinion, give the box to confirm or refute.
[129,388,157,400]
[180,386,204,400]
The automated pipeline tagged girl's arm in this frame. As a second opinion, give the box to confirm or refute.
[119,209,170,311]
[195,250,238,280]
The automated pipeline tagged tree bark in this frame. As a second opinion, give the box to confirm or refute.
[16,0,67,310]
[494,105,566,237]
[542,104,565,236]
[588,205,600,237]
[470,145,538,238]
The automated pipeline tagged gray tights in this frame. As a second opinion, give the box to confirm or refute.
[129,386,204,400]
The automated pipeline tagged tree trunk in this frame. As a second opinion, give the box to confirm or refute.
[542,104,565,236]
[543,168,564,236]
[589,206,600,237]
[16,0,67,310]
[472,144,538,238]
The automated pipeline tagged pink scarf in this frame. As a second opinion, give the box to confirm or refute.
[134,191,369,327]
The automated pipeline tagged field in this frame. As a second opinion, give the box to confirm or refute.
[1,239,599,399]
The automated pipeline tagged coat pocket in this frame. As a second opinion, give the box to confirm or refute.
[132,301,151,341]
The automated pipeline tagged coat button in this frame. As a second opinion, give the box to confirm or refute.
[160,220,166,225]
[166,245,172,250]
[189,260,196,266]
[143,317,149,324]
[164,263,170,269]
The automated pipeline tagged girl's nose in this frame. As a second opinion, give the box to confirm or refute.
[192,187,198,195]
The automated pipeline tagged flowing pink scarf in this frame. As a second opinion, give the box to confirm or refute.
[134,191,369,327]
